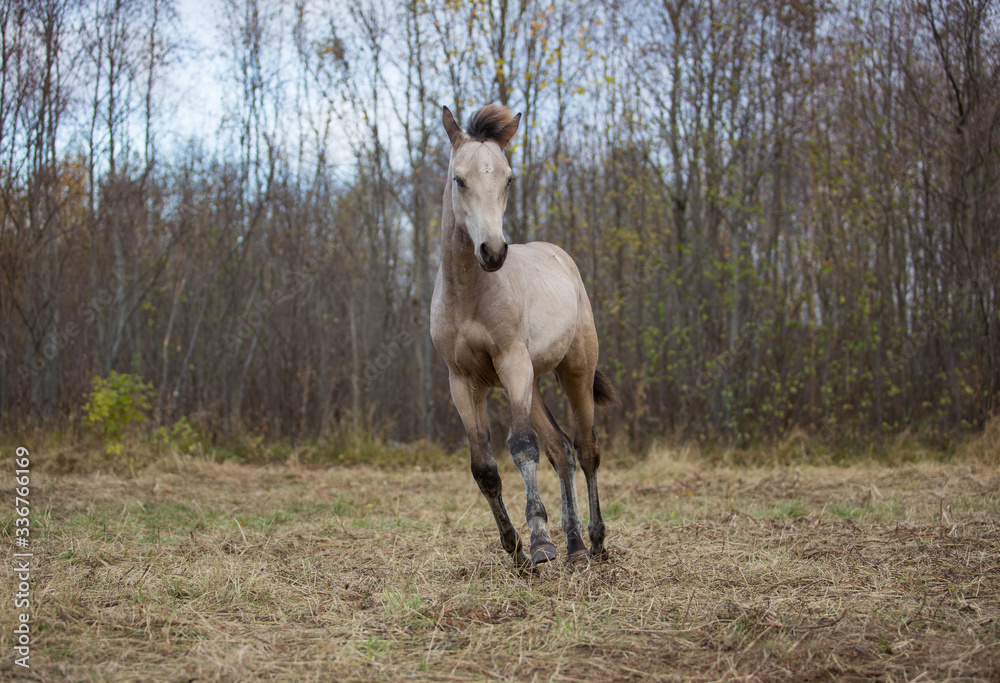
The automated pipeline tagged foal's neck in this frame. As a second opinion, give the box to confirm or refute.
[439,183,484,299]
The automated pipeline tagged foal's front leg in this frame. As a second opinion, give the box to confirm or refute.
[449,373,530,569]
[497,350,557,566]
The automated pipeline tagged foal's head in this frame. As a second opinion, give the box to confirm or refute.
[442,104,521,272]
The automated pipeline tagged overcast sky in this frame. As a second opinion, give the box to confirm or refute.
[163,0,228,149]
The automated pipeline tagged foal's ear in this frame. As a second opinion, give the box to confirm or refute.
[496,112,521,149]
[442,106,465,148]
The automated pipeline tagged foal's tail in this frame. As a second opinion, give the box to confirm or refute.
[593,369,620,407]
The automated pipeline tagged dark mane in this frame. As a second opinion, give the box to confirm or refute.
[466,104,516,144]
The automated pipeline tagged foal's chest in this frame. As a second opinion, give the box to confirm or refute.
[432,315,502,383]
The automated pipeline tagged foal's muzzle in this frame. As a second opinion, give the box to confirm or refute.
[479,241,509,272]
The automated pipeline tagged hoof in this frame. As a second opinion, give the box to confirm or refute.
[512,549,532,571]
[567,534,588,559]
[530,543,557,565]
[568,547,590,564]
[590,545,610,562]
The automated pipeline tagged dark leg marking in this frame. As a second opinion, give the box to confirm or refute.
[577,428,607,560]
[470,441,530,569]
[559,439,589,561]
[531,383,588,562]
[508,430,557,565]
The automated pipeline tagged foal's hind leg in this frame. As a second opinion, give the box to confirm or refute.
[561,369,608,560]
[449,373,530,569]
[530,381,588,561]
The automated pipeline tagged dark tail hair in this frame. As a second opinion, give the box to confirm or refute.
[593,369,620,407]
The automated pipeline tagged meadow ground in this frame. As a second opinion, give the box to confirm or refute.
[2,444,998,681]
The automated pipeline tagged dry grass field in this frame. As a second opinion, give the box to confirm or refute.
[2,443,999,682]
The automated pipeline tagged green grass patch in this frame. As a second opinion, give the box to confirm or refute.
[758,499,810,519]
[826,499,905,523]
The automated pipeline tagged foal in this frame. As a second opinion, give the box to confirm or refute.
[430,103,617,569]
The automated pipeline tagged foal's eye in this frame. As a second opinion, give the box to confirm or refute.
[506,176,514,187]
[454,177,466,189]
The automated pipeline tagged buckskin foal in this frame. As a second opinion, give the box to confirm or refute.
[430,103,618,570]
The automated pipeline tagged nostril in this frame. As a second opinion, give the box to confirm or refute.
[480,243,489,261]
[501,243,508,259]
